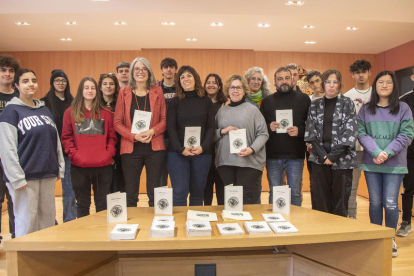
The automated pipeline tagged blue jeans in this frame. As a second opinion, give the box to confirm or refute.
[266,159,304,206]
[62,156,76,222]
[365,171,404,230]
[159,139,170,187]
[168,152,212,206]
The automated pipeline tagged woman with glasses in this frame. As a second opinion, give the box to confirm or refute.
[98,74,125,193]
[41,69,76,223]
[304,69,358,217]
[114,57,166,207]
[214,75,268,204]
[203,73,227,205]
[358,71,414,257]
[167,66,214,206]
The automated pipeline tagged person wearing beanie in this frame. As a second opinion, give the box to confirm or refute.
[41,69,76,222]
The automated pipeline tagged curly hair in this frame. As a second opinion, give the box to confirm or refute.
[175,65,204,100]
[0,55,20,72]
[349,60,372,73]
[244,67,272,97]
[224,75,251,101]
[203,73,227,105]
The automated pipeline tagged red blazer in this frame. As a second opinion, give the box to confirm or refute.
[114,85,166,154]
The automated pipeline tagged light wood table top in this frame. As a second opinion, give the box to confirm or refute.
[4,204,394,252]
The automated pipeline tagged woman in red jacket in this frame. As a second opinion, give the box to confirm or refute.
[61,77,117,218]
[114,57,166,207]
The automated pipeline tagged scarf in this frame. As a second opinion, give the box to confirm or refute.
[248,90,263,108]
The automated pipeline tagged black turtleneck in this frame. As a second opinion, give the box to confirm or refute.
[229,99,245,107]
[167,90,215,154]
[260,89,311,159]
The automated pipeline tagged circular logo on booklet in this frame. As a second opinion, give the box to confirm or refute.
[110,205,123,217]
[276,198,286,209]
[233,138,244,149]
[280,119,289,129]
[187,136,197,146]
[227,196,239,208]
[251,225,264,229]
[157,199,169,210]
[192,224,205,228]
[223,227,236,231]
[117,228,131,232]
[135,120,146,130]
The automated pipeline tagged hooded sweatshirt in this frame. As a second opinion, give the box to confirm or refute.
[61,107,117,168]
[0,98,65,189]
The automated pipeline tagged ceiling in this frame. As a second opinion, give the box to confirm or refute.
[1,0,414,54]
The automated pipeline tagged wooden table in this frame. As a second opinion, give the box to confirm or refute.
[4,205,394,276]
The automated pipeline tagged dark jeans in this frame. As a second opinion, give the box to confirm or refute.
[71,165,112,218]
[311,162,352,217]
[168,152,211,206]
[204,163,225,205]
[122,143,166,207]
[402,157,414,223]
[217,166,262,205]
[0,167,15,238]
[159,139,170,187]
[253,172,263,204]
[110,158,125,193]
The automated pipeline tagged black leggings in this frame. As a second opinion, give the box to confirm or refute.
[402,157,414,223]
[204,163,225,205]
[217,166,262,205]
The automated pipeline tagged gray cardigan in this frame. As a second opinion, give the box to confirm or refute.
[214,102,269,171]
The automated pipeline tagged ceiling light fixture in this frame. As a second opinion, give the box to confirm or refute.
[162,22,175,26]
[186,38,197,41]
[15,22,30,26]
[257,23,270,28]
[303,25,315,29]
[114,22,127,26]
[60,38,72,41]
[285,1,305,6]
[346,27,358,30]
[66,22,78,25]
[305,41,316,44]
[210,22,223,27]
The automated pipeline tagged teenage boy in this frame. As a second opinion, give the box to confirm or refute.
[156,58,178,187]
[0,55,20,240]
[116,61,130,89]
[344,59,372,219]
[286,63,302,92]
[398,67,414,237]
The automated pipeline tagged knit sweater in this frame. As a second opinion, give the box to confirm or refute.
[358,102,414,174]
[214,102,269,171]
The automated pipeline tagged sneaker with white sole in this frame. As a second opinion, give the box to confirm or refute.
[392,238,398,258]
[396,221,412,237]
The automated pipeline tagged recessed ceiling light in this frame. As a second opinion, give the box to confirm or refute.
[305,41,316,44]
[210,22,223,27]
[162,22,175,26]
[285,1,305,6]
[303,25,315,29]
[346,27,358,30]
[114,22,127,26]
[60,38,72,41]
[15,22,30,26]
[257,23,270,28]
[186,38,197,41]
[66,22,78,25]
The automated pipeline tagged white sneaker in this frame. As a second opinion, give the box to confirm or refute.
[392,238,398,258]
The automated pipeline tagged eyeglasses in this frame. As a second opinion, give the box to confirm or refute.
[134,67,148,73]
[229,86,243,91]
[100,73,115,77]
[324,80,339,85]
[53,79,67,84]
[378,80,393,86]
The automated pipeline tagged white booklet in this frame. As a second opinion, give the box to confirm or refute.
[224,185,243,211]
[184,126,201,148]
[244,221,272,235]
[273,186,291,215]
[187,210,218,221]
[154,186,173,215]
[107,192,127,224]
[217,223,244,236]
[186,220,212,237]
[150,220,175,238]
[275,109,293,133]
[221,210,253,221]
[261,213,286,222]
[269,222,299,234]
[153,216,174,223]
[229,129,247,153]
[110,224,139,240]
[131,110,152,134]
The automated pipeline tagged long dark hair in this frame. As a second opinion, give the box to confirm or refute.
[175,65,204,100]
[44,70,73,120]
[98,74,120,104]
[203,73,226,105]
[367,70,400,115]
[72,77,104,123]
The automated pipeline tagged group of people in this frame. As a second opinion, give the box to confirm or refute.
[0,54,413,258]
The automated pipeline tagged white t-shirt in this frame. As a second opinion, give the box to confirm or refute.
[344,87,372,151]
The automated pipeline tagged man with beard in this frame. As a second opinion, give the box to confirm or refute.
[260,67,311,206]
